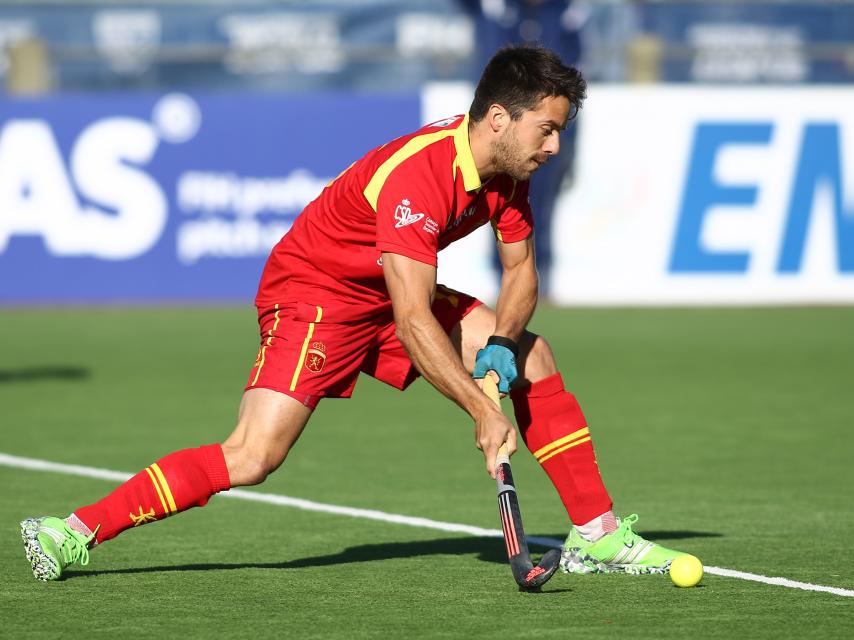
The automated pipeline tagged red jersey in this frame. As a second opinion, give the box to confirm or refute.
[256,114,533,321]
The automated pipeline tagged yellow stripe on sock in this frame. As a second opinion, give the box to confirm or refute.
[145,467,169,515]
[532,428,590,460]
[150,463,178,514]
[289,306,323,392]
[537,436,592,465]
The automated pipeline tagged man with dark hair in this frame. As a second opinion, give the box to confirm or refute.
[463,0,585,298]
[21,45,684,582]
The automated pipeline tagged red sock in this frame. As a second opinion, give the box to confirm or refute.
[510,373,612,525]
[73,444,231,544]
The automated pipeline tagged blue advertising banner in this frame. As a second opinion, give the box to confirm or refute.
[0,92,421,302]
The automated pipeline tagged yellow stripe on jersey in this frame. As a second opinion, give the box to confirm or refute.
[452,114,481,192]
[150,463,178,514]
[364,130,456,211]
[363,114,482,211]
[289,306,324,392]
[532,428,590,462]
[144,467,169,515]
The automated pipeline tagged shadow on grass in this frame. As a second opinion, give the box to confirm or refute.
[70,536,510,580]
[67,528,721,582]
[0,366,89,383]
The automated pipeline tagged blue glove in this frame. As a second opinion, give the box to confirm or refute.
[473,338,519,394]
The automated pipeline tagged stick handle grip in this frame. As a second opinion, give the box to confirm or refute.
[482,374,511,466]
[482,373,501,405]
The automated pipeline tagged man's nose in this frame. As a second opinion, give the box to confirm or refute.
[543,131,560,155]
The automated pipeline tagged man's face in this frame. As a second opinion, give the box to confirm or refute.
[491,95,571,181]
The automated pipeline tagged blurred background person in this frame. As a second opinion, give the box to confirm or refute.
[462,0,583,298]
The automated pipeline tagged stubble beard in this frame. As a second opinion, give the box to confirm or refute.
[492,132,548,181]
[491,131,534,182]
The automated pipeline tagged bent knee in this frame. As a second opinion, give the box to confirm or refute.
[519,332,558,383]
[221,441,288,487]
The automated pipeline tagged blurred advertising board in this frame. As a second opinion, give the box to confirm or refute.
[550,85,854,305]
[2,86,853,306]
[0,93,420,302]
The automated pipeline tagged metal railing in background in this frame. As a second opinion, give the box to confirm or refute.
[1,1,853,94]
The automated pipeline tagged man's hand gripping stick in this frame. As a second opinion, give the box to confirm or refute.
[482,375,560,591]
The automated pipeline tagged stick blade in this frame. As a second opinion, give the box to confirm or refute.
[512,548,561,590]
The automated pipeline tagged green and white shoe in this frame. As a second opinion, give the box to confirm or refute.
[21,517,94,581]
[560,514,682,575]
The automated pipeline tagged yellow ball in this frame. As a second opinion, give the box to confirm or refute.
[669,554,703,588]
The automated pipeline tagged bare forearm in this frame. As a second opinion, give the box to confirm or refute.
[396,310,495,421]
[493,259,538,341]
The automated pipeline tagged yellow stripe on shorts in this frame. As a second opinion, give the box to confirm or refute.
[250,304,282,387]
[289,306,323,392]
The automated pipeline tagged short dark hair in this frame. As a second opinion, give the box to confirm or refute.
[469,45,586,122]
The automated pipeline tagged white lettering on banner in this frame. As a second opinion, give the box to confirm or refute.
[0,94,199,261]
[177,219,291,264]
[688,23,807,83]
[220,13,344,74]
[71,118,166,260]
[0,121,83,256]
[174,169,330,263]
[177,170,328,217]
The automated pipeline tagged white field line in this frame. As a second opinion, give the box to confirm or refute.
[2,451,853,599]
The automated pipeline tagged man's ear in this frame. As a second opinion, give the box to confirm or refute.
[486,104,508,134]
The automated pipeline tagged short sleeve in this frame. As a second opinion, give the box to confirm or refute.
[492,178,533,244]
[374,167,449,267]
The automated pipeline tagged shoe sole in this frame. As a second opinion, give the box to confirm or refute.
[20,518,61,581]
[560,547,671,575]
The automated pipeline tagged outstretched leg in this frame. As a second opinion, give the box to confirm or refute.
[22,388,312,580]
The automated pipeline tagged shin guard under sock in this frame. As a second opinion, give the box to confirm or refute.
[73,444,231,544]
[511,373,612,525]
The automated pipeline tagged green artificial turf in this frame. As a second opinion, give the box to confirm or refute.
[1,307,852,638]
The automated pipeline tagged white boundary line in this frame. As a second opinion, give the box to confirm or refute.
[3,451,853,599]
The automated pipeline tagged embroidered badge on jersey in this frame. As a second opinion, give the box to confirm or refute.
[394,199,424,228]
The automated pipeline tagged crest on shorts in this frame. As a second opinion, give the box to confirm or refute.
[305,341,327,373]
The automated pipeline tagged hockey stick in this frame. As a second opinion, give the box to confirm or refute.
[482,374,561,591]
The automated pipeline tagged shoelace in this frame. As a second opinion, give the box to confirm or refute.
[59,525,96,567]
[616,514,642,548]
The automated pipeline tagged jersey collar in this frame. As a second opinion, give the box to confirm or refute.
[453,114,482,193]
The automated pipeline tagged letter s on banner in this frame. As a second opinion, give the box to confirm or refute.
[71,117,166,260]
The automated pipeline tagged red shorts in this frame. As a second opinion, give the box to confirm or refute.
[245,285,481,409]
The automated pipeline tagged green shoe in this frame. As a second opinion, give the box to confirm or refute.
[560,514,682,575]
[21,517,94,581]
